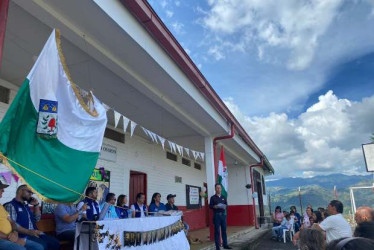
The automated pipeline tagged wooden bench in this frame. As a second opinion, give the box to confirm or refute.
[36,218,73,250]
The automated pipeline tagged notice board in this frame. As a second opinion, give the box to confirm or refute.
[186,184,201,209]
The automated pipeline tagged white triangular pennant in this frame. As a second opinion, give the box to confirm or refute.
[176,144,183,156]
[130,121,137,137]
[142,127,152,140]
[150,132,159,144]
[198,152,203,160]
[192,150,198,160]
[200,152,205,160]
[122,116,130,133]
[114,110,121,128]
[168,141,174,152]
[184,148,190,157]
[157,135,166,150]
[171,142,177,153]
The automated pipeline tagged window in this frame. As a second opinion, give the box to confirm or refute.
[175,176,182,183]
[104,128,125,143]
[0,85,10,104]
[182,158,191,166]
[166,152,177,162]
[194,163,202,170]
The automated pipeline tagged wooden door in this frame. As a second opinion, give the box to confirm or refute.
[129,171,147,205]
[257,180,265,226]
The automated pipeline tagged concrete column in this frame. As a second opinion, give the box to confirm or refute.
[204,136,215,199]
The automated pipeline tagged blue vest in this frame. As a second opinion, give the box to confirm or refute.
[83,198,100,221]
[115,205,129,219]
[6,199,37,238]
[133,203,147,218]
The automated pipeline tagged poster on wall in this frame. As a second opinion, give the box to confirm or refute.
[88,168,111,204]
[41,202,57,216]
[186,184,201,209]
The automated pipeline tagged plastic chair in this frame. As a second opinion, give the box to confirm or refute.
[282,222,295,243]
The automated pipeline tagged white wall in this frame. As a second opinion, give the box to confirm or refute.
[227,165,252,205]
[225,164,270,210]
[99,134,207,206]
[0,79,207,207]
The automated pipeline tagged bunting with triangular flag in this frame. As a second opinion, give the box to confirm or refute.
[130,121,137,137]
[122,116,130,133]
[114,110,121,128]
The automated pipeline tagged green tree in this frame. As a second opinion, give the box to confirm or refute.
[371,133,374,142]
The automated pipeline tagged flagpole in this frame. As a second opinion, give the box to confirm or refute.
[298,187,303,213]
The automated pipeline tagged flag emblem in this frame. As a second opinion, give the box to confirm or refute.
[37,99,58,137]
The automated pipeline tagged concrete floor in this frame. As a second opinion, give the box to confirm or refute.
[189,226,251,250]
[188,226,299,250]
[255,231,298,250]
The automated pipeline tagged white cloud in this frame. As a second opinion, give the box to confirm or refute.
[224,91,374,177]
[199,0,344,70]
[208,45,225,60]
[166,10,174,18]
[171,21,185,34]
[175,1,181,7]
[160,0,167,8]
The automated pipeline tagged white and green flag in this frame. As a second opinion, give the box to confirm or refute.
[0,30,107,203]
[217,146,228,197]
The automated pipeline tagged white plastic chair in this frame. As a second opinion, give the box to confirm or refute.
[282,222,295,243]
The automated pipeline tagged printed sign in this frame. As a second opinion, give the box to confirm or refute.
[99,143,117,162]
[189,187,199,205]
[186,185,201,209]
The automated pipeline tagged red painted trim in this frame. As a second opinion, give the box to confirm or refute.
[178,206,207,231]
[0,0,9,69]
[227,205,254,226]
[119,0,273,172]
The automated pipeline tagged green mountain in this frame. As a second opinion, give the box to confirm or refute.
[267,174,374,214]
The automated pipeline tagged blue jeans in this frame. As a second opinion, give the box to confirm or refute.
[0,239,26,250]
[272,225,287,238]
[27,234,60,250]
[24,239,43,250]
[213,213,228,250]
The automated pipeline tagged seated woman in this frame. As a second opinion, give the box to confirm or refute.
[148,193,166,216]
[302,207,313,229]
[130,193,148,218]
[100,193,119,220]
[115,194,129,219]
[290,205,301,232]
[273,206,284,226]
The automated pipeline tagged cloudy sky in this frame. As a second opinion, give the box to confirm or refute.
[148,0,374,178]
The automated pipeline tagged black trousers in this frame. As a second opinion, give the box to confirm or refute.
[57,230,76,243]
[213,213,228,250]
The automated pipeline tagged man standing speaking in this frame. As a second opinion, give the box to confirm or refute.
[210,183,232,250]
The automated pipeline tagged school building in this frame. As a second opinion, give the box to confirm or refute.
[0,0,274,231]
